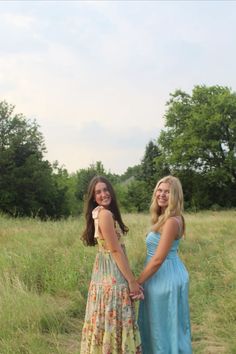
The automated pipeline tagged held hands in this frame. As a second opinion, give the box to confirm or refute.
[129,284,144,301]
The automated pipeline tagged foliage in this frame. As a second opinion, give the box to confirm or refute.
[138,140,161,189]
[2,84,236,217]
[116,141,171,212]
[157,85,236,209]
[125,180,150,212]
[0,101,70,219]
[119,85,236,211]
[119,165,141,182]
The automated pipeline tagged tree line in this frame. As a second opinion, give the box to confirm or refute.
[0,85,236,219]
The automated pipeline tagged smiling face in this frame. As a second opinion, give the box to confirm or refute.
[94,182,112,208]
[155,182,170,210]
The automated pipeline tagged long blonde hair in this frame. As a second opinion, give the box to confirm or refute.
[150,175,185,235]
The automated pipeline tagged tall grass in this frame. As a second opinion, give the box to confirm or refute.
[183,211,236,354]
[0,211,235,353]
[0,214,87,353]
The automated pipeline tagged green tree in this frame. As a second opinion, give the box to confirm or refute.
[137,140,169,193]
[119,141,170,212]
[0,100,70,218]
[157,85,236,208]
[126,180,151,212]
[116,142,169,213]
[119,165,141,182]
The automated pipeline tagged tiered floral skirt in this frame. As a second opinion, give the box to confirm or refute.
[80,250,142,354]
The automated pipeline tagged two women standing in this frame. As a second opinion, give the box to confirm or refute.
[80,175,192,354]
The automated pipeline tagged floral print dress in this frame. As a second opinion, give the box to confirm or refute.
[80,206,142,354]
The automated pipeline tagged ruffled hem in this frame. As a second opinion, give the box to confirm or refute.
[81,326,142,354]
[80,283,142,353]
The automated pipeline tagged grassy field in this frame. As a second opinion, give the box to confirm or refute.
[0,211,236,353]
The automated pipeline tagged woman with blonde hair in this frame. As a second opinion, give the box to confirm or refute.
[137,176,192,353]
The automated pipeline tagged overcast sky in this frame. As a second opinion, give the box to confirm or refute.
[1,0,236,174]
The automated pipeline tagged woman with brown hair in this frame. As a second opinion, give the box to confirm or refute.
[80,176,142,354]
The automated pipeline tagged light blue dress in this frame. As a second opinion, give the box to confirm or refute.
[138,231,192,354]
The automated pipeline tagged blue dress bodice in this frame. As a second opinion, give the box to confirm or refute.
[146,231,180,259]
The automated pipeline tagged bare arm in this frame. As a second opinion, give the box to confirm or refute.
[99,209,141,295]
[137,217,179,285]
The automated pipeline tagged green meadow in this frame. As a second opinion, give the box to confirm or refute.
[0,211,236,354]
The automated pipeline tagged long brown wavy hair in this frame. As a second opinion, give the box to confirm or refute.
[81,176,129,246]
[150,175,185,236]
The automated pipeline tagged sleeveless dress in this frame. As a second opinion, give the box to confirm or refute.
[80,206,142,354]
[138,220,192,354]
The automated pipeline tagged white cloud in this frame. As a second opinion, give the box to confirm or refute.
[1,1,236,173]
[1,13,36,29]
